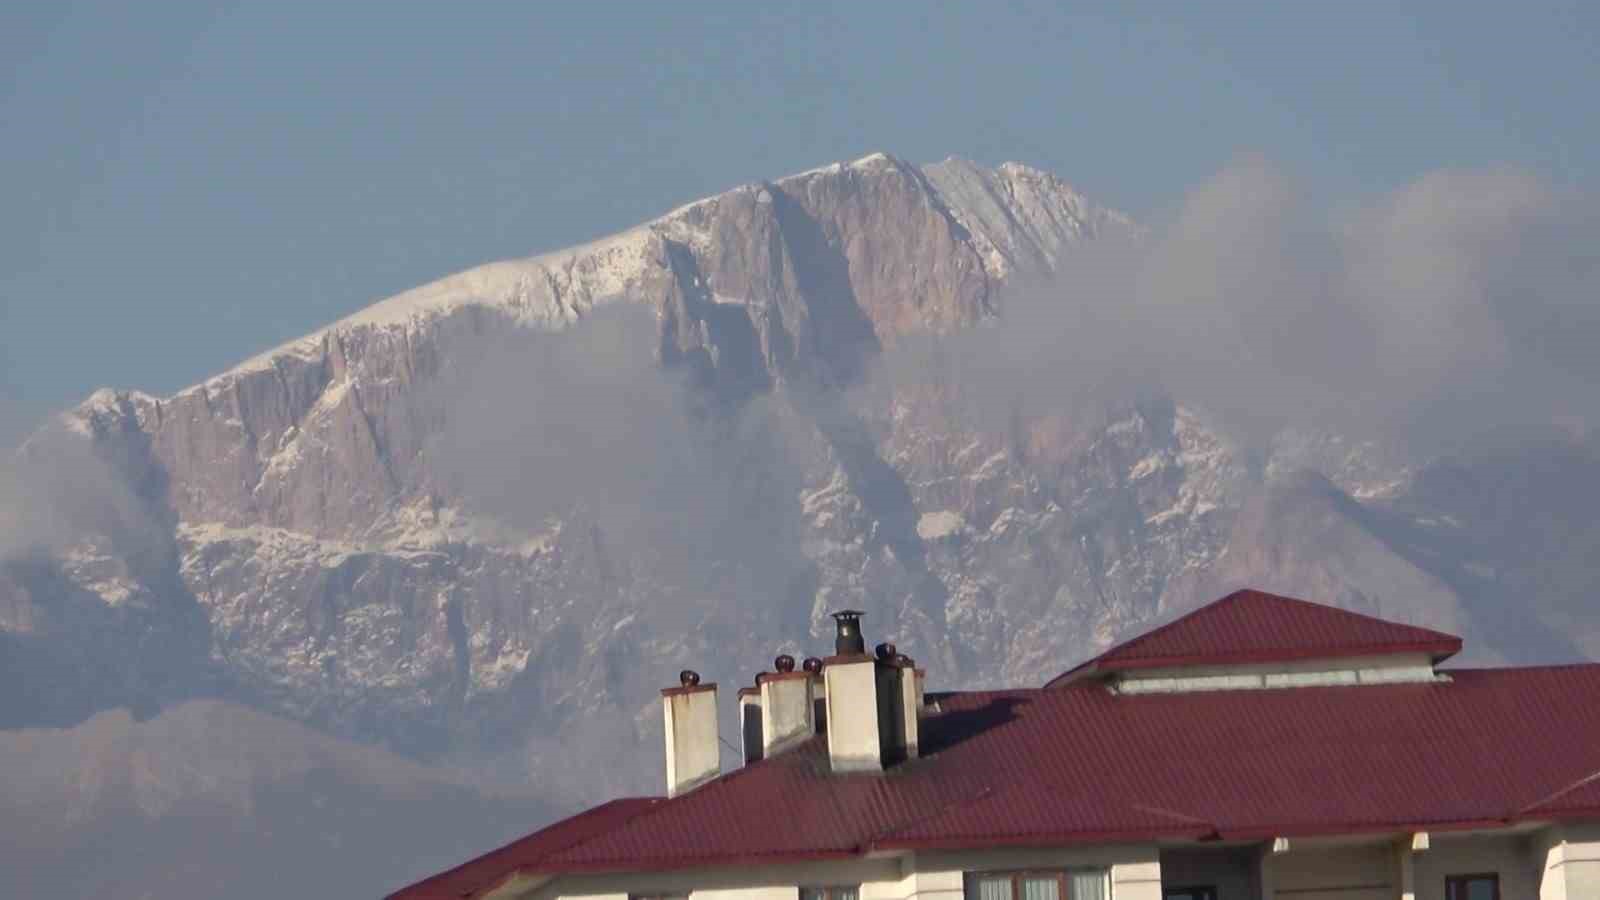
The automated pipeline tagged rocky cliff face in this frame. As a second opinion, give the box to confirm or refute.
[4,152,1595,811]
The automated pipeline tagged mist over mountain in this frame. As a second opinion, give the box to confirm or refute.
[3,151,1598,898]
[0,701,554,899]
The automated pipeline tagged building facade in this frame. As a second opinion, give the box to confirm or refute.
[393,591,1600,900]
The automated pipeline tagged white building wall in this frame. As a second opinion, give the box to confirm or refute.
[1540,824,1600,900]
[504,826,1600,900]
[914,844,1161,900]
[530,859,898,900]
[697,887,800,900]
[1160,848,1256,900]
[1266,843,1395,900]
[1112,853,1164,900]
[1535,828,1567,900]
[1115,654,1441,695]
[857,865,917,900]
[527,845,1158,900]
[1412,832,1538,900]
[901,868,963,900]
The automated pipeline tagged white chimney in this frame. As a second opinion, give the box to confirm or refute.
[738,686,763,764]
[812,659,829,730]
[898,660,921,760]
[662,670,720,797]
[824,652,883,772]
[822,611,917,772]
[760,655,816,757]
[874,651,919,762]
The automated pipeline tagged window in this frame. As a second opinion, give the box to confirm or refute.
[1164,888,1218,900]
[1445,875,1500,900]
[965,870,1108,900]
[801,887,859,900]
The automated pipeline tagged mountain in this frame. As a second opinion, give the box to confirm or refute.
[4,151,1597,894]
[0,700,554,899]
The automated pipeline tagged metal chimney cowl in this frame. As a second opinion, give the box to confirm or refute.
[831,609,866,656]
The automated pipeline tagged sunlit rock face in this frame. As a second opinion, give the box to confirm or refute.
[7,151,1592,811]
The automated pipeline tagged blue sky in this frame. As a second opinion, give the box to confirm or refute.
[2,1,1596,443]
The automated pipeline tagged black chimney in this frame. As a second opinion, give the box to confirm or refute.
[831,609,866,656]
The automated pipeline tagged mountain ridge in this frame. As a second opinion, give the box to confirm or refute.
[5,152,1596,899]
[66,151,1124,414]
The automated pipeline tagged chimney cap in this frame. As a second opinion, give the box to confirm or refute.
[679,669,701,688]
[802,657,823,675]
[875,641,898,661]
[775,654,796,673]
[831,609,867,656]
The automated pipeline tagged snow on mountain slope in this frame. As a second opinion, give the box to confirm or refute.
[9,150,1590,822]
[922,157,1134,280]
[212,151,1105,390]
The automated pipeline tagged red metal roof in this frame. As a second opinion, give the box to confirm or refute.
[390,594,1598,899]
[389,797,660,899]
[1046,589,1463,686]
[1519,765,1600,821]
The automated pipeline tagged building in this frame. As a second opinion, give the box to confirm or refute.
[391,590,1600,900]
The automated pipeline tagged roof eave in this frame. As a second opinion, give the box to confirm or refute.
[1216,816,1514,843]
[872,825,1216,853]
[524,848,865,877]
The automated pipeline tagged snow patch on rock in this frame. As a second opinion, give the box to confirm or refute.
[916,510,966,541]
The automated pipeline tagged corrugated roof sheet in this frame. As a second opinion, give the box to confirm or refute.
[390,593,1598,899]
[390,797,660,899]
[1520,766,1600,819]
[1046,589,1463,685]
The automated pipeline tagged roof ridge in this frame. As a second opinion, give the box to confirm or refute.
[1044,592,1250,687]
[1095,590,1252,660]
[1045,589,1463,687]
[1254,591,1461,642]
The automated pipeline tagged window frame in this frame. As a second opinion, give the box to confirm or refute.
[1163,887,1219,900]
[964,868,1110,900]
[1445,873,1501,900]
[800,886,861,900]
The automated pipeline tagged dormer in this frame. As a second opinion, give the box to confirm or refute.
[1047,589,1463,694]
